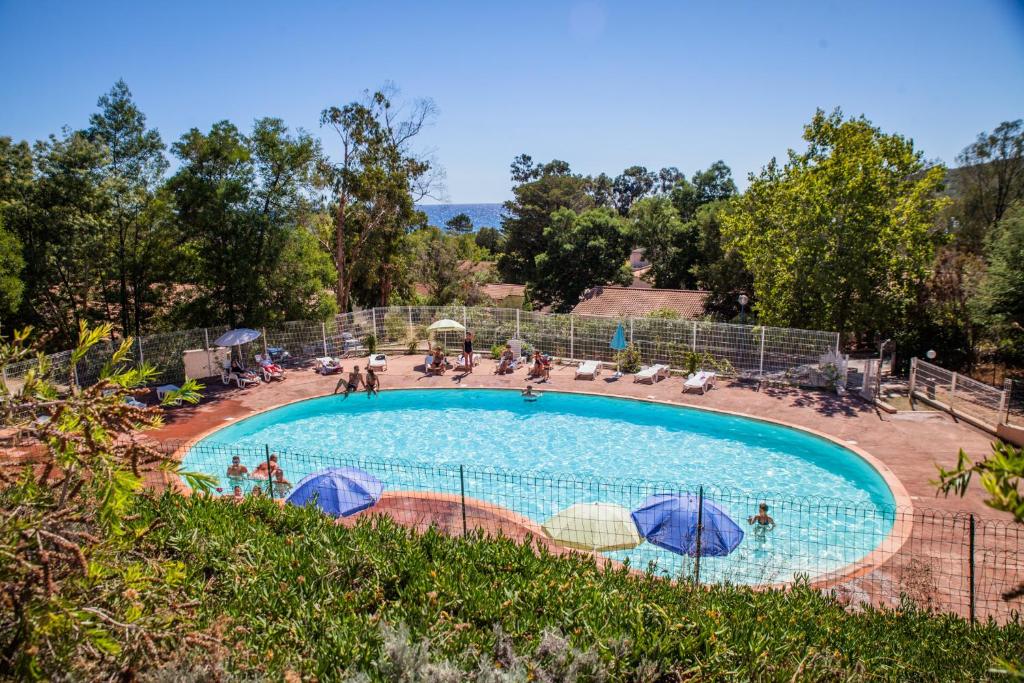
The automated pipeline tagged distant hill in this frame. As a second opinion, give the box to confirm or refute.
[417,203,505,231]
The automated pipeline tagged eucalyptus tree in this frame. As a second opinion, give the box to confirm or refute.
[319,86,443,311]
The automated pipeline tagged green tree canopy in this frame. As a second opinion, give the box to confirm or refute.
[722,109,949,333]
[444,212,473,235]
[532,207,632,311]
[497,158,592,284]
[474,226,505,253]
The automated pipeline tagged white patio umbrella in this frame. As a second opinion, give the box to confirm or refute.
[214,328,261,347]
[426,319,466,333]
[542,502,642,552]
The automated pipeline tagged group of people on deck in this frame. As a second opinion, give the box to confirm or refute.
[225,453,292,499]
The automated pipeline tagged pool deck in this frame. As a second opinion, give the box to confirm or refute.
[144,355,1021,620]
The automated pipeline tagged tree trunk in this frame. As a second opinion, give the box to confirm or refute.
[335,194,348,312]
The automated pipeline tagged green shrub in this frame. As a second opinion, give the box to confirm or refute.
[364,333,377,354]
[616,343,642,373]
[491,343,504,360]
[137,494,1023,681]
[406,336,421,355]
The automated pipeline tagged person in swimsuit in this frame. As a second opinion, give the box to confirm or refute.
[272,469,292,497]
[226,455,248,478]
[341,366,363,399]
[365,365,380,397]
[232,485,245,502]
[252,453,280,479]
[748,503,775,534]
[495,344,514,375]
[522,385,540,401]
[429,348,446,375]
[528,350,550,381]
[463,332,474,373]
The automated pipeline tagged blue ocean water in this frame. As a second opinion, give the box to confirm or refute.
[418,203,505,230]
[186,389,896,584]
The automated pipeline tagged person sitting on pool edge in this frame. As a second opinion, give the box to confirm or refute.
[340,366,364,399]
[365,365,380,397]
[747,502,775,531]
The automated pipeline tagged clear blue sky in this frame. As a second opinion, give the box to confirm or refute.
[2,0,1023,203]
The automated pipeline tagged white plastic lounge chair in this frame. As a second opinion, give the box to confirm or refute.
[575,360,601,380]
[221,363,260,389]
[157,383,186,404]
[634,363,670,384]
[683,370,716,394]
[255,354,285,382]
[368,353,388,372]
[508,339,524,367]
[452,353,481,371]
[313,357,343,375]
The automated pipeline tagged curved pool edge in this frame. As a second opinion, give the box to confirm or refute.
[166,384,915,590]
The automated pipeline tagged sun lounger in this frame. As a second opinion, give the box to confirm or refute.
[634,363,670,384]
[683,370,716,394]
[255,354,286,382]
[575,360,601,380]
[452,353,481,371]
[368,353,388,372]
[314,357,343,375]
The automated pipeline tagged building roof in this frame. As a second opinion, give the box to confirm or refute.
[479,283,526,301]
[571,286,708,319]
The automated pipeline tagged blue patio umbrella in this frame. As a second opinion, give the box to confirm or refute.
[285,466,384,518]
[609,322,628,378]
[631,493,744,557]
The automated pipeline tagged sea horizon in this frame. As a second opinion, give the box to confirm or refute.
[417,203,505,231]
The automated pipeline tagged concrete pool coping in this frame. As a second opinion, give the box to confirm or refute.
[161,383,915,592]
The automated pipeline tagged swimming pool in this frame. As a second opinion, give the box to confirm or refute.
[184,388,897,584]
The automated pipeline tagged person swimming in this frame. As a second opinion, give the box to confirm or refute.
[522,385,540,402]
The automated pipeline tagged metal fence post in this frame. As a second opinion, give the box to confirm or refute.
[371,309,378,341]
[136,337,145,366]
[969,513,976,624]
[265,444,275,498]
[321,322,328,357]
[262,327,268,357]
[569,315,575,361]
[407,306,413,330]
[459,465,468,538]
[629,318,634,345]
[908,357,917,396]
[516,309,520,339]
[693,485,704,584]
[949,372,958,408]
[462,306,467,330]
[998,379,1011,425]
[691,321,697,351]
[204,328,214,379]
[758,327,766,376]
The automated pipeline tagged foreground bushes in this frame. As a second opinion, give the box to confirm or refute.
[128,494,1022,681]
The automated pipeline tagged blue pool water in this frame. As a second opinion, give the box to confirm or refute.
[185,389,896,584]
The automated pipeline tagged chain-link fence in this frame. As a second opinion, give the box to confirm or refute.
[167,440,1023,623]
[3,307,843,391]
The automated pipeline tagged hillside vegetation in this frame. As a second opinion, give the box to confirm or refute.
[100,494,1024,681]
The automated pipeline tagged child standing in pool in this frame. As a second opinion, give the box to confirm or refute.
[748,502,775,542]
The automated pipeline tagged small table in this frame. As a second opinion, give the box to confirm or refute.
[156,384,181,405]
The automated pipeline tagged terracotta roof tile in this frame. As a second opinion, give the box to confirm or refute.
[479,283,526,300]
[571,286,708,319]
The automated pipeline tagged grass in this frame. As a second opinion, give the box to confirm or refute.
[130,492,1024,681]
